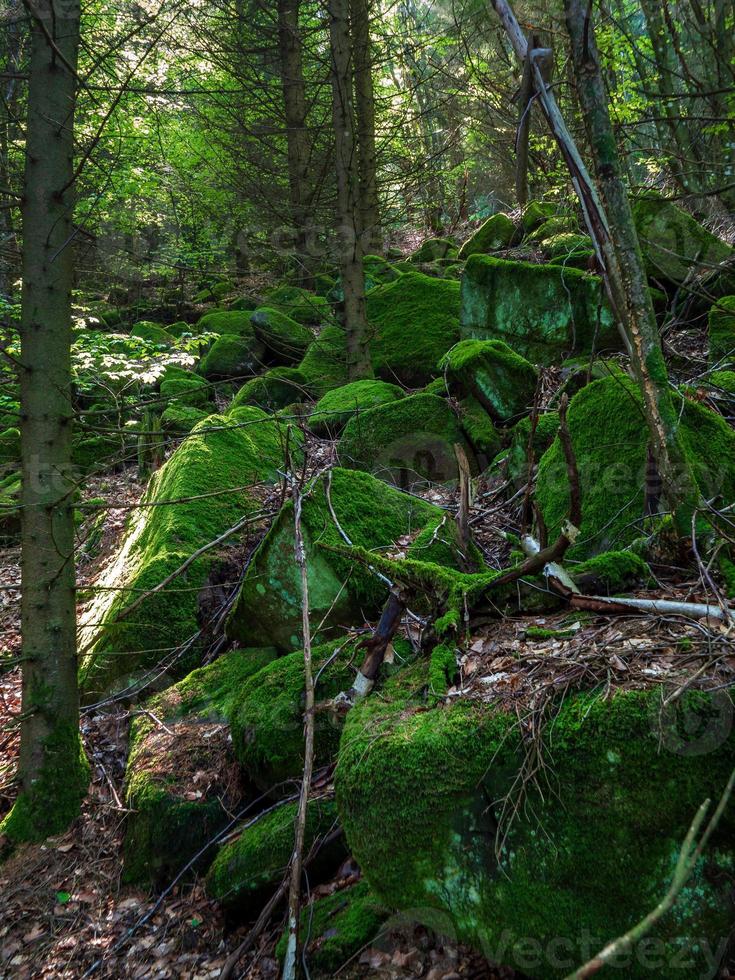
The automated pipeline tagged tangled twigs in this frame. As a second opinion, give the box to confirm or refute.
[565,767,735,979]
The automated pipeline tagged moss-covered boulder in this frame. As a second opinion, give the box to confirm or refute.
[633,196,733,285]
[275,881,389,974]
[535,375,735,558]
[196,309,254,335]
[708,296,735,366]
[520,200,555,233]
[160,369,210,409]
[78,411,291,699]
[266,284,328,325]
[122,648,276,884]
[545,232,595,269]
[229,367,308,412]
[368,273,461,386]
[502,411,560,487]
[457,397,501,462]
[299,325,349,397]
[439,339,538,422]
[309,379,405,437]
[130,321,175,346]
[198,333,266,381]
[0,427,20,467]
[461,255,618,363]
[338,393,475,485]
[226,468,443,651]
[160,403,209,433]
[0,470,20,541]
[528,215,577,242]
[250,307,313,363]
[458,214,515,260]
[230,640,355,787]
[409,238,457,263]
[206,796,343,913]
[336,666,735,979]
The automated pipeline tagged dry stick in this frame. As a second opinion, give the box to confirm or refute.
[565,768,735,979]
[454,443,472,567]
[282,479,317,980]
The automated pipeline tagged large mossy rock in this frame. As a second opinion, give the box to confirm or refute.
[229,367,308,412]
[198,333,265,381]
[338,393,475,485]
[309,379,405,437]
[708,296,735,366]
[336,662,735,979]
[368,272,461,386]
[458,213,515,259]
[122,648,276,885]
[78,411,293,699]
[250,307,313,363]
[196,309,255,335]
[439,339,537,422]
[206,796,343,913]
[632,196,733,285]
[520,200,556,233]
[229,640,357,787]
[265,284,328,325]
[130,321,176,346]
[226,468,442,651]
[535,375,735,559]
[0,427,20,467]
[409,237,457,263]
[461,255,618,363]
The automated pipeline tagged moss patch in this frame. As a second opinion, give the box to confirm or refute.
[229,367,309,412]
[458,214,515,259]
[708,296,735,366]
[309,379,405,437]
[250,307,314,364]
[439,339,537,422]
[198,333,266,381]
[265,284,329,325]
[299,325,350,398]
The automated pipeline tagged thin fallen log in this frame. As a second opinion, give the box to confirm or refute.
[568,592,735,622]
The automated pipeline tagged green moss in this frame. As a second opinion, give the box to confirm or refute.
[226,468,443,651]
[536,375,735,559]
[461,255,618,364]
[0,722,89,846]
[458,397,500,460]
[78,412,290,700]
[571,549,650,593]
[299,325,350,397]
[406,513,484,571]
[528,216,577,243]
[439,339,537,422]
[309,379,405,437]
[198,332,266,380]
[230,641,354,787]
[338,393,474,485]
[160,404,209,433]
[503,411,560,487]
[545,232,594,269]
[196,309,254,335]
[122,649,276,884]
[708,296,735,366]
[521,201,555,233]
[458,214,515,260]
[633,196,733,285]
[266,284,328,325]
[0,470,20,541]
[525,625,576,640]
[206,796,343,911]
[336,680,735,979]
[367,272,461,387]
[275,880,389,973]
[428,642,457,697]
[708,369,735,394]
[409,238,457,263]
[160,372,209,408]
[130,321,175,346]
[329,255,401,303]
[250,307,314,363]
[229,367,309,412]
[0,427,20,466]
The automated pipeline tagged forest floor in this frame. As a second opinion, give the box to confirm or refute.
[1,315,734,978]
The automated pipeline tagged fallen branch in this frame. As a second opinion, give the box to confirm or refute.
[565,768,735,979]
[282,477,317,980]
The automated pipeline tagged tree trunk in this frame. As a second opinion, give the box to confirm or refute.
[1,0,89,845]
[328,0,373,380]
[350,0,381,253]
[277,0,314,287]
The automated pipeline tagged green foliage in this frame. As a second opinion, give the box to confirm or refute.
[130,321,176,346]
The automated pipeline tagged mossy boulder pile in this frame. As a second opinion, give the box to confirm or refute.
[458,213,515,259]
[461,254,619,363]
[229,366,308,412]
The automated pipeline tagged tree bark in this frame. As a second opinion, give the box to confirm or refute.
[350,0,381,252]
[328,0,373,380]
[277,0,314,287]
[1,0,89,845]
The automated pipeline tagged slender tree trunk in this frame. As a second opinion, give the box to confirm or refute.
[490,0,697,530]
[350,0,381,253]
[277,0,314,287]
[0,14,24,296]
[1,0,89,846]
[328,0,373,379]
